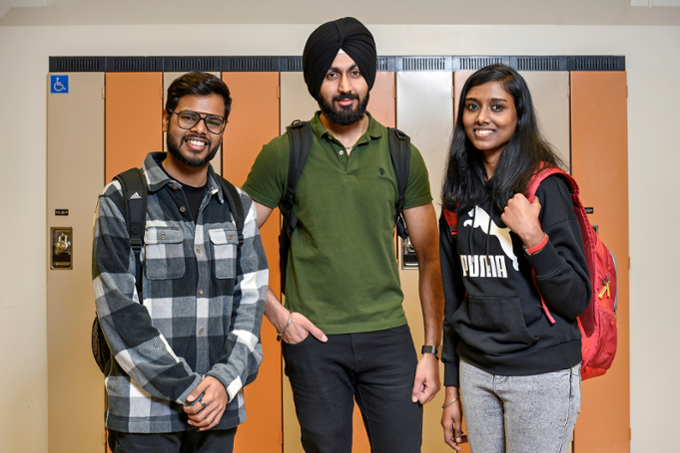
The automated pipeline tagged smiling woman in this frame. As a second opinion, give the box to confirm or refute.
[439,64,590,453]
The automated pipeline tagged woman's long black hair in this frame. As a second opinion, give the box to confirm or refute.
[442,64,564,213]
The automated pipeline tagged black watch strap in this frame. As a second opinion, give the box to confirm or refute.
[421,345,439,358]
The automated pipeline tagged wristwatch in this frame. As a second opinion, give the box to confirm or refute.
[421,345,440,359]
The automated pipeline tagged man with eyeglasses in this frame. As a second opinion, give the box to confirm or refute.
[92,71,267,453]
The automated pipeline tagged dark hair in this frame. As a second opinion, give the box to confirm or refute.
[165,71,232,120]
[442,64,564,213]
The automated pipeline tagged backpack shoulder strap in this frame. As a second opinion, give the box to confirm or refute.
[217,176,245,248]
[114,168,147,256]
[387,127,411,239]
[284,120,313,233]
[114,168,147,297]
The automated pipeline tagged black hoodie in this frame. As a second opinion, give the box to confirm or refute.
[440,175,591,386]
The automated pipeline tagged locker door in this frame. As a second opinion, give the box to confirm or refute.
[47,72,106,453]
[163,72,223,175]
[105,72,163,182]
[220,71,283,453]
[571,71,630,453]
[519,72,570,168]
[278,71,395,453]
[396,71,457,453]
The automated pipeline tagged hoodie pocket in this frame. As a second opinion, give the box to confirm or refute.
[453,296,539,355]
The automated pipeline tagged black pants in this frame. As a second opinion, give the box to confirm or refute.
[107,427,237,453]
[282,325,423,453]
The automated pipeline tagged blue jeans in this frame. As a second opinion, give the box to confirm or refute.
[459,360,581,453]
[282,325,423,453]
[107,428,236,453]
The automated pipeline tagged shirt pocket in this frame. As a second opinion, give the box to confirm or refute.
[209,227,238,279]
[144,227,186,280]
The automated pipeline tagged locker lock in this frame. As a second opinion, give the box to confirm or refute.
[401,236,419,270]
[51,227,73,269]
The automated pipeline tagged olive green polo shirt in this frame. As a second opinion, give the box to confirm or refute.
[243,112,432,334]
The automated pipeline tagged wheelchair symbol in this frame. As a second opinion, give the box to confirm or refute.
[53,77,66,92]
[50,75,69,94]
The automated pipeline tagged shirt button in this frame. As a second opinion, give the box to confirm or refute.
[339,150,344,155]
[199,329,204,335]
[229,234,234,240]
[198,289,204,295]
[196,248,201,254]
[180,206,186,213]
[160,233,166,239]
[172,184,178,190]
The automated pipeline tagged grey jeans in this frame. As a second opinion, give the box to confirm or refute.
[459,360,581,453]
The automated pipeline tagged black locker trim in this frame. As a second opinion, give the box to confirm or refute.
[222,57,281,72]
[377,56,396,72]
[49,57,105,72]
[105,57,164,72]
[279,56,303,72]
[568,56,625,71]
[510,56,568,71]
[453,56,509,71]
[48,55,627,73]
[165,57,222,72]
[396,56,452,71]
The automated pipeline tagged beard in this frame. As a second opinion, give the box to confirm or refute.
[318,92,369,126]
[166,133,220,168]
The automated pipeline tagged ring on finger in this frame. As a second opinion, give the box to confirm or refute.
[198,398,207,408]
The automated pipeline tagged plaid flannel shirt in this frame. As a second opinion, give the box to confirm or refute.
[93,153,268,433]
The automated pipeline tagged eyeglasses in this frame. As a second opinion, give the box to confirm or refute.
[168,109,227,134]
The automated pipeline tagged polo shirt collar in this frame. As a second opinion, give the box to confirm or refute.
[310,111,384,146]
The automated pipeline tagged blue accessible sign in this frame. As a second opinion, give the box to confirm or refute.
[50,75,69,94]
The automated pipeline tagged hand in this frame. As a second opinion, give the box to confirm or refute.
[501,193,544,249]
[441,387,465,451]
[411,353,441,404]
[183,376,229,430]
[280,311,327,345]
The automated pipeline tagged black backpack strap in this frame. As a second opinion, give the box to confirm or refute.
[217,176,245,248]
[388,127,411,239]
[114,168,147,296]
[284,120,313,233]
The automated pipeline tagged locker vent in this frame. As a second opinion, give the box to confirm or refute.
[568,56,625,71]
[165,57,222,72]
[512,56,567,71]
[377,56,395,72]
[105,57,163,72]
[223,57,278,72]
[280,57,303,72]
[454,57,507,71]
[49,57,105,72]
[399,57,451,71]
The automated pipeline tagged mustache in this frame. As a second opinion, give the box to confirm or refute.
[334,93,360,102]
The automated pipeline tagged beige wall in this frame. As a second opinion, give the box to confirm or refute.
[1,19,677,453]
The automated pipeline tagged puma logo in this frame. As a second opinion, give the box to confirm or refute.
[463,206,519,272]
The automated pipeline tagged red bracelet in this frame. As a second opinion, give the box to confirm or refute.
[524,233,549,255]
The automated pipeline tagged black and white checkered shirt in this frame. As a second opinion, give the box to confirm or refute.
[93,153,268,433]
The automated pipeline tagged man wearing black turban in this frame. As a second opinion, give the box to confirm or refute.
[243,17,444,453]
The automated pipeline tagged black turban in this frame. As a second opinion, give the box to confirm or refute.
[302,17,377,100]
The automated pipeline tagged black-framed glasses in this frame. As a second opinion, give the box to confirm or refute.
[168,109,228,134]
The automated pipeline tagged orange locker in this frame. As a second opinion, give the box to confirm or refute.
[221,71,283,453]
[105,72,163,182]
[571,71,630,453]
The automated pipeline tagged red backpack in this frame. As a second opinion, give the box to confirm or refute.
[444,165,618,380]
